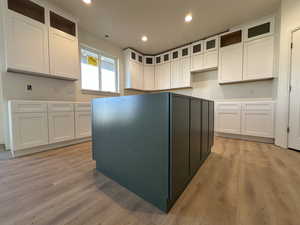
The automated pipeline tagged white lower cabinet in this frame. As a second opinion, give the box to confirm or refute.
[75,103,92,138]
[241,102,274,138]
[8,101,91,155]
[48,111,75,144]
[215,101,275,138]
[8,101,49,152]
[215,103,242,135]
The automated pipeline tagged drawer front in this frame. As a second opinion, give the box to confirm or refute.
[48,102,74,112]
[242,102,274,112]
[75,103,91,112]
[10,101,47,113]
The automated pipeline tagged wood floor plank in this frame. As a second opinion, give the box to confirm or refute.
[0,138,299,225]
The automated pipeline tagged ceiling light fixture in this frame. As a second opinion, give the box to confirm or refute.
[141,36,148,42]
[185,14,193,23]
[82,0,92,4]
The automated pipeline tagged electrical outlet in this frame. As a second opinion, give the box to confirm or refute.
[26,84,32,91]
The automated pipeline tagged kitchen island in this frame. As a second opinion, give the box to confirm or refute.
[92,93,214,212]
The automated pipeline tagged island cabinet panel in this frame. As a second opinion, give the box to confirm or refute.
[209,101,215,151]
[189,98,202,176]
[92,93,214,212]
[170,95,190,202]
[201,100,209,161]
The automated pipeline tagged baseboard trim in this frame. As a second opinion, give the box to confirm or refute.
[216,132,274,144]
[11,137,92,158]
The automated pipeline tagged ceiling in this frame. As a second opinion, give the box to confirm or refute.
[46,0,280,54]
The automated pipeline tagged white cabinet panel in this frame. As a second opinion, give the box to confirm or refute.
[143,65,155,90]
[75,103,91,112]
[215,103,242,135]
[49,28,79,79]
[155,63,170,90]
[10,112,49,151]
[242,102,274,138]
[6,10,49,74]
[203,51,218,69]
[126,61,143,89]
[219,43,243,83]
[75,112,91,138]
[191,54,204,72]
[243,36,274,81]
[170,60,181,88]
[48,111,75,144]
[180,57,191,87]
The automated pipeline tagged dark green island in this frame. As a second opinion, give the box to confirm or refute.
[92,93,214,212]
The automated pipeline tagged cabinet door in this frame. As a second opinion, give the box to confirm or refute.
[208,101,215,150]
[180,57,191,87]
[155,63,170,90]
[218,43,243,83]
[11,112,48,151]
[49,28,79,79]
[201,100,209,160]
[190,99,201,176]
[143,65,155,90]
[243,36,274,81]
[75,112,91,138]
[137,63,144,89]
[48,112,75,143]
[191,54,204,72]
[203,51,218,69]
[171,95,190,201]
[6,10,49,74]
[215,103,242,134]
[170,60,181,88]
[241,102,274,138]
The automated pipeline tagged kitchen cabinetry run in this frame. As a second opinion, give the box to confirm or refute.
[8,100,91,157]
[215,101,275,138]
[92,93,214,212]
[2,0,80,80]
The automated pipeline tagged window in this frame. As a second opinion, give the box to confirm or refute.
[81,46,118,93]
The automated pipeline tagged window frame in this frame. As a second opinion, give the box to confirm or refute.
[80,44,119,94]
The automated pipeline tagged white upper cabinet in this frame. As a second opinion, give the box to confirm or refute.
[243,17,275,81]
[49,10,79,80]
[203,36,219,70]
[191,41,204,72]
[171,47,191,88]
[5,0,49,74]
[155,53,171,90]
[218,30,244,83]
[143,56,155,90]
[124,49,144,90]
[3,0,80,80]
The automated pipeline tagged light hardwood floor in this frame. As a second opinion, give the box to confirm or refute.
[1,137,300,225]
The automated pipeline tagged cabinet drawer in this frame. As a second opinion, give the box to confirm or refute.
[10,101,47,113]
[242,102,274,112]
[75,103,91,112]
[48,102,74,112]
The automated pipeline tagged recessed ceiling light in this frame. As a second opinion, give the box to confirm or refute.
[185,14,192,23]
[82,0,92,4]
[141,36,148,42]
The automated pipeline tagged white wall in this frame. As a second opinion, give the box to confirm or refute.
[275,0,300,148]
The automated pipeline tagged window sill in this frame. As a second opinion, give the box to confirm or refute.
[81,89,121,96]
